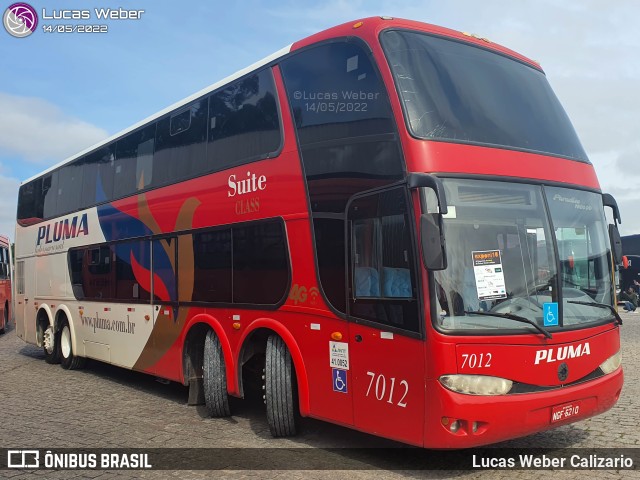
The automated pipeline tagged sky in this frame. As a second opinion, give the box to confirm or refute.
[1,0,639,241]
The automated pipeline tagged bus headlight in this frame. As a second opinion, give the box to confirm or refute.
[439,374,513,395]
[599,351,621,374]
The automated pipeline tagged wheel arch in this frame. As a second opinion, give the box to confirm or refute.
[238,318,310,417]
[35,305,53,347]
[181,313,236,393]
[54,305,78,355]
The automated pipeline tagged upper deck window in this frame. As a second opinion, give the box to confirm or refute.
[381,30,589,162]
[208,69,281,170]
[281,40,405,313]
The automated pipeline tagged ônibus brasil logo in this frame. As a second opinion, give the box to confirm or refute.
[3,2,38,37]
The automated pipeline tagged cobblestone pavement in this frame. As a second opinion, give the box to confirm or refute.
[0,312,638,479]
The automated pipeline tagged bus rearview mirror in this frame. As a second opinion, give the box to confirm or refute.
[420,213,447,271]
[609,224,623,266]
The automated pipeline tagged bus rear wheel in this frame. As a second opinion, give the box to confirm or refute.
[43,325,61,364]
[60,320,85,370]
[265,334,298,437]
[203,330,231,417]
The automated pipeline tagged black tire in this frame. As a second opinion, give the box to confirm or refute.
[59,320,85,370]
[43,324,61,364]
[203,330,231,417]
[265,334,298,437]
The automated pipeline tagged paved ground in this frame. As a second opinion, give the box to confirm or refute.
[0,312,638,479]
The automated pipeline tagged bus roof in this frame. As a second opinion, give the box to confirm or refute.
[22,17,540,186]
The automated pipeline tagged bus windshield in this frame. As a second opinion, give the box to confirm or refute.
[430,179,614,334]
[381,29,589,162]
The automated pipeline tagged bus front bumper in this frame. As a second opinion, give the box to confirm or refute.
[424,367,624,449]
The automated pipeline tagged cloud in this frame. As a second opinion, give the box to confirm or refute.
[615,147,640,177]
[0,92,109,166]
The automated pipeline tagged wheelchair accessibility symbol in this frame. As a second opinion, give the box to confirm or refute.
[543,302,559,327]
[332,368,348,393]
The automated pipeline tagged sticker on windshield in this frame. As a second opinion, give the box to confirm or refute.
[472,250,507,301]
[543,302,559,326]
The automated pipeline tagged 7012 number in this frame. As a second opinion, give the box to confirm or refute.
[460,352,492,369]
[365,372,408,408]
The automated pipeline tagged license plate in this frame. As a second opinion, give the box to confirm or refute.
[551,401,581,423]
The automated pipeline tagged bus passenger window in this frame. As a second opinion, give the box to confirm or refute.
[56,163,83,216]
[154,100,207,187]
[114,124,156,199]
[42,172,58,220]
[78,145,115,207]
[188,229,232,304]
[208,69,281,171]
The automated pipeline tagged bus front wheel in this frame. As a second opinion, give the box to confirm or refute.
[60,320,85,370]
[265,334,298,437]
[203,330,231,417]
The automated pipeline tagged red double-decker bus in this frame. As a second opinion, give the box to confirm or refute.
[14,17,623,448]
[0,235,11,334]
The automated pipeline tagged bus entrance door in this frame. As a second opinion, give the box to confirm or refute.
[349,325,425,446]
[346,186,426,446]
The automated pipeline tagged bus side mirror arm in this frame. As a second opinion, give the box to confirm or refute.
[407,173,448,214]
[406,174,449,271]
[603,193,623,266]
[602,193,621,224]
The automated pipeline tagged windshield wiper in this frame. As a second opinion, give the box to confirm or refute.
[464,310,553,339]
[567,300,622,326]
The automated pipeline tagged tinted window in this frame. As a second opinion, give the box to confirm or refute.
[114,124,156,199]
[281,41,397,146]
[281,40,404,313]
[153,238,177,303]
[0,248,6,279]
[170,109,192,135]
[70,246,113,300]
[381,30,589,162]
[232,222,288,304]
[57,162,83,215]
[69,241,151,302]
[190,229,232,303]
[348,187,419,332]
[208,69,281,170]
[42,172,59,219]
[79,144,115,207]
[68,248,85,298]
[113,240,151,301]
[17,179,43,225]
[312,218,346,312]
[154,101,208,187]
